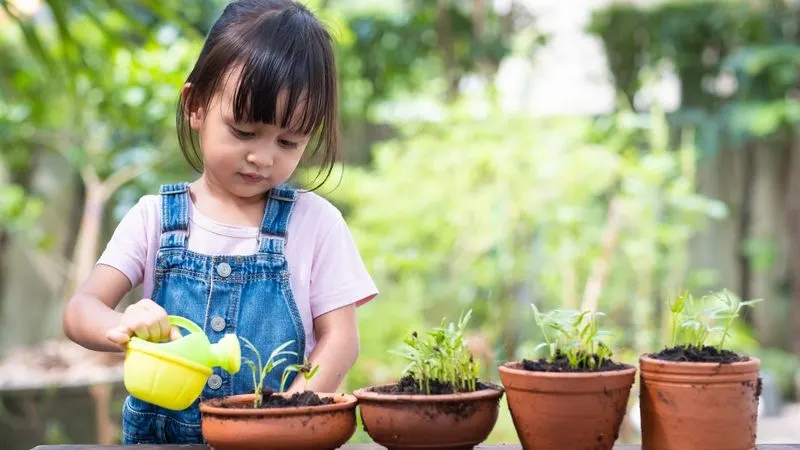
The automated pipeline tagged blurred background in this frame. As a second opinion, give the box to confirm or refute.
[1,0,800,448]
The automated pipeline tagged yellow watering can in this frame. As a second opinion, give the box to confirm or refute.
[123,316,241,410]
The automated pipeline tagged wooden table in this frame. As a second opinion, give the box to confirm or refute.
[29,445,800,449]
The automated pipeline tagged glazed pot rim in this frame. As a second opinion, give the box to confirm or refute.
[499,360,637,378]
[353,382,504,402]
[199,392,357,417]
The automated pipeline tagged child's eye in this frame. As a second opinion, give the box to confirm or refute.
[278,139,299,149]
[230,126,255,139]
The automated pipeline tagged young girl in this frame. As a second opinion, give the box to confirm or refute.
[62,0,377,444]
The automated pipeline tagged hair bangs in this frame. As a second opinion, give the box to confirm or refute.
[230,9,333,137]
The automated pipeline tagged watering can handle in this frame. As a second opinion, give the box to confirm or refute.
[168,316,203,335]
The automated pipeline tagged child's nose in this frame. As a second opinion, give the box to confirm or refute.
[246,149,274,168]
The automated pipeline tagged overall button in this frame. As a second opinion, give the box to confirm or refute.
[210,316,226,332]
[207,374,223,390]
[216,262,231,278]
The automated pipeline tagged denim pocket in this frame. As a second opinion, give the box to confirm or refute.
[121,396,157,444]
[164,403,203,444]
[121,396,203,444]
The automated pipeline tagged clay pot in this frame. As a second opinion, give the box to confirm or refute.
[199,392,357,450]
[353,383,504,450]
[498,361,636,450]
[639,355,761,450]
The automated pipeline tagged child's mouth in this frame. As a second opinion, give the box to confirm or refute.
[240,173,266,184]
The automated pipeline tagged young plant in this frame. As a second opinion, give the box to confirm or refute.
[530,303,614,370]
[667,288,763,350]
[392,309,480,394]
[279,356,320,393]
[240,338,297,408]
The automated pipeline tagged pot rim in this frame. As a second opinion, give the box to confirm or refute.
[499,360,636,378]
[639,354,760,375]
[353,382,504,403]
[199,392,357,417]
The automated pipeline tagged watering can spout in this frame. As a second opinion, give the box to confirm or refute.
[211,334,241,374]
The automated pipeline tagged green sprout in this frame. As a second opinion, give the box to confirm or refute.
[667,289,763,350]
[530,303,614,370]
[280,356,320,393]
[240,338,297,408]
[392,309,480,394]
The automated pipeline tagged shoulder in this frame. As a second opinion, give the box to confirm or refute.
[291,190,345,231]
[136,194,162,211]
[111,194,162,238]
[127,194,161,223]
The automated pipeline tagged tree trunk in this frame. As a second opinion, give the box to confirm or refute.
[65,182,105,299]
[62,172,85,268]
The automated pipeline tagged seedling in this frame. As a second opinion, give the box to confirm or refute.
[280,356,320,393]
[392,309,480,394]
[667,288,762,350]
[530,304,614,370]
[240,338,297,408]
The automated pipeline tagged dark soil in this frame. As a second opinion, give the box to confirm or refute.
[651,345,748,363]
[260,390,333,408]
[368,376,501,421]
[521,351,629,372]
[374,375,492,395]
[221,390,334,409]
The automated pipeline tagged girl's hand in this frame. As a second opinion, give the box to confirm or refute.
[105,299,181,347]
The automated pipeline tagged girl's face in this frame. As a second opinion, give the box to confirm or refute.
[185,73,311,200]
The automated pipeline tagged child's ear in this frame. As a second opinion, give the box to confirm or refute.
[181,83,204,130]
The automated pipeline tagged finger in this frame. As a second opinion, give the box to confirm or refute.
[106,327,131,346]
[156,314,172,342]
[133,321,151,341]
[147,320,162,342]
[169,326,182,341]
[138,300,169,341]
[123,306,151,341]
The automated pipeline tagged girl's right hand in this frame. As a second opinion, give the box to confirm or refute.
[105,299,181,347]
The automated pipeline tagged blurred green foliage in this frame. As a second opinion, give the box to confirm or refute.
[332,101,726,391]
[588,0,800,151]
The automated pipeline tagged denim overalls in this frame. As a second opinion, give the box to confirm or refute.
[121,182,305,444]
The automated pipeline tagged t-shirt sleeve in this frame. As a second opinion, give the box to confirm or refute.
[309,213,378,318]
[96,197,151,289]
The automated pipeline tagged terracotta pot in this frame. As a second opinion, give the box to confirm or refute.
[199,392,357,450]
[353,383,504,450]
[639,355,761,450]
[498,361,635,450]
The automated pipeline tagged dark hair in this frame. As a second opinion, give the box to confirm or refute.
[177,0,340,190]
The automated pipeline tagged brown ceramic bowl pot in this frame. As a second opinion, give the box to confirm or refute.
[199,392,357,450]
[498,361,636,450]
[353,383,504,450]
[639,355,761,450]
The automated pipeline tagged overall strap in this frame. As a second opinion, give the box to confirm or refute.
[257,184,298,254]
[159,182,190,249]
